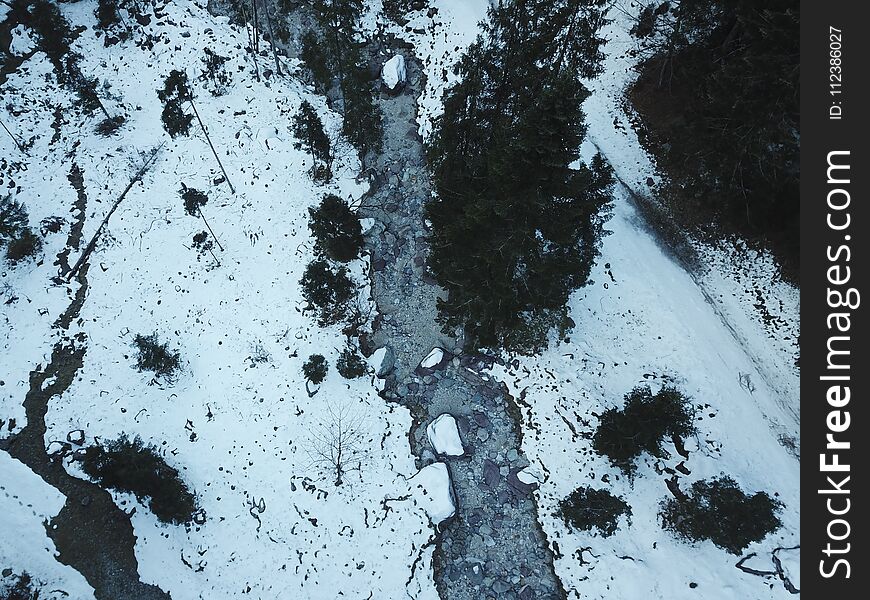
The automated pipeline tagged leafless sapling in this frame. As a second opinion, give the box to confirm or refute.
[306,401,369,486]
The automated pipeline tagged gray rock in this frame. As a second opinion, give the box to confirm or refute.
[376,346,396,377]
[483,459,500,489]
[493,580,511,594]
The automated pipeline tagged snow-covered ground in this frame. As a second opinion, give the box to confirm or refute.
[2,1,800,598]
[0,453,95,599]
[1,1,442,598]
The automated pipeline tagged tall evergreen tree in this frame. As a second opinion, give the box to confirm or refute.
[157,70,194,138]
[303,0,383,158]
[427,0,612,353]
[308,194,362,262]
[292,100,332,182]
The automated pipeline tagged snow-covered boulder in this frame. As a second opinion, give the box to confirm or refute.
[420,348,443,369]
[416,347,451,376]
[370,346,395,377]
[426,414,464,456]
[413,462,455,523]
[381,55,406,94]
[9,25,35,57]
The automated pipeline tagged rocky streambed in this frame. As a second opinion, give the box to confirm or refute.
[361,38,566,600]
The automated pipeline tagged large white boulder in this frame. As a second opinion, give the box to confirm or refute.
[426,414,464,456]
[381,54,406,94]
[413,462,455,523]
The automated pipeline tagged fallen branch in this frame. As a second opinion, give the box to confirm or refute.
[65,143,165,282]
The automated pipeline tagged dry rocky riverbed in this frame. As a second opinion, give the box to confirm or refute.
[360,36,566,600]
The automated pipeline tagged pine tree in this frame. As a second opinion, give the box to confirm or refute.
[158,70,195,137]
[1,196,42,264]
[426,0,612,353]
[308,194,363,262]
[0,196,28,242]
[292,101,332,182]
[300,259,355,326]
[26,0,74,71]
[303,0,383,158]
[629,0,799,274]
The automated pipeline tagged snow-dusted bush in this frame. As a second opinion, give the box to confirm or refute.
[308,194,363,262]
[2,198,42,264]
[4,229,42,263]
[300,259,355,326]
[592,385,695,473]
[336,346,367,379]
[133,333,181,380]
[303,354,329,384]
[200,47,232,96]
[660,475,782,555]
[558,486,632,537]
[79,435,199,525]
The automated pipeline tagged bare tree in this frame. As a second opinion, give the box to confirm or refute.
[306,401,369,486]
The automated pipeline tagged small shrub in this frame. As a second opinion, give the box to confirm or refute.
[181,186,208,217]
[95,115,126,136]
[0,196,28,241]
[303,354,329,384]
[133,333,181,379]
[592,386,695,473]
[336,346,367,379]
[660,475,783,554]
[308,194,363,262]
[5,229,42,263]
[0,571,40,600]
[200,47,231,96]
[300,259,356,326]
[558,486,632,537]
[94,0,121,32]
[80,435,199,525]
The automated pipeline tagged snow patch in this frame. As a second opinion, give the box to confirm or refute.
[9,25,35,56]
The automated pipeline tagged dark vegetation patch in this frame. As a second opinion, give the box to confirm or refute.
[593,386,695,473]
[79,435,199,525]
[558,486,632,537]
[628,0,799,282]
[336,346,368,379]
[299,259,356,327]
[133,333,181,380]
[308,194,363,263]
[303,354,329,384]
[0,196,41,264]
[660,475,783,554]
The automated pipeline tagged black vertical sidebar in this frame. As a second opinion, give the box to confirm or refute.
[801,1,867,597]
